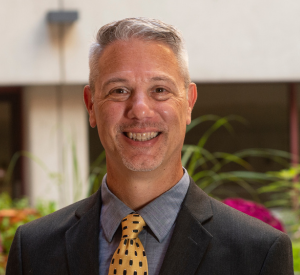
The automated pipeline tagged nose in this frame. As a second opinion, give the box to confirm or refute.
[127,91,154,120]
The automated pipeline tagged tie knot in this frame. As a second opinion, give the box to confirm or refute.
[121,213,146,239]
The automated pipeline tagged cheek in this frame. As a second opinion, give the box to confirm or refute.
[160,102,187,126]
[96,103,125,133]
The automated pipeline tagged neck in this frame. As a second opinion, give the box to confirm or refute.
[105,160,183,210]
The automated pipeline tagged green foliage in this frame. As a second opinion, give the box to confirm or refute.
[257,165,300,242]
[35,200,57,217]
[70,138,84,202]
[258,165,300,210]
[0,215,35,255]
[88,151,107,195]
[0,193,12,210]
[293,241,300,272]
[4,151,52,186]
[4,138,85,206]
[0,193,29,210]
[183,115,290,201]
[0,194,56,273]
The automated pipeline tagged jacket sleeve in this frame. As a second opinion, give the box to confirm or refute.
[259,233,294,275]
[6,226,23,275]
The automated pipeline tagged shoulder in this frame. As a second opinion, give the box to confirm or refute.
[183,179,293,273]
[19,189,101,239]
[186,179,289,246]
[210,196,286,239]
[6,190,102,274]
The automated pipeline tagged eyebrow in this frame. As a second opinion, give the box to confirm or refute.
[102,78,128,89]
[150,76,177,87]
[102,75,177,89]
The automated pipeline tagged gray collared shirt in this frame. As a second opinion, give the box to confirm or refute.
[99,168,190,275]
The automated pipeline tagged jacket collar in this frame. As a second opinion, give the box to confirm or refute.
[159,177,213,275]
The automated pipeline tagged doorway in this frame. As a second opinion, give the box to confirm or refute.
[0,87,23,198]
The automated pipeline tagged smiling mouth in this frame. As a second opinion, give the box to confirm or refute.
[125,132,160,141]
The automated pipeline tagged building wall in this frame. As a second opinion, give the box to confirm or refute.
[23,85,88,208]
[0,0,300,86]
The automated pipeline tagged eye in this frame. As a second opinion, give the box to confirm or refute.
[107,88,131,101]
[112,88,128,94]
[151,87,172,101]
[155,87,166,93]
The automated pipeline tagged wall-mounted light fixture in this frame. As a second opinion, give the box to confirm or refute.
[47,11,79,23]
[45,10,79,83]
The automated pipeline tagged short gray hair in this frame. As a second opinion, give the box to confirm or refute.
[89,17,190,93]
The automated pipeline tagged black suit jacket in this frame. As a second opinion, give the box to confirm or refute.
[6,178,293,274]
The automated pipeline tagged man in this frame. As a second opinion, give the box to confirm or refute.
[7,17,293,275]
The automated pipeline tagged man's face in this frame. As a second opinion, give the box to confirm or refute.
[84,39,197,172]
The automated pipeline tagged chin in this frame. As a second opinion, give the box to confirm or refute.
[121,156,163,172]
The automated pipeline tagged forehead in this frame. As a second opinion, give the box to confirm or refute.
[96,39,184,86]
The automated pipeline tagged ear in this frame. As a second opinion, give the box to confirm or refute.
[186,83,197,125]
[83,85,96,128]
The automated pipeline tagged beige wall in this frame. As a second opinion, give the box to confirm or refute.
[23,85,88,207]
[1,0,300,85]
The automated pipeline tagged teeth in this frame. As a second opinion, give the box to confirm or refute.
[126,132,159,141]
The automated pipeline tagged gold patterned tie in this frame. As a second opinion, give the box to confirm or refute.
[108,213,148,275]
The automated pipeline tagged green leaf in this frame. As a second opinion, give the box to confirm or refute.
[192,170,218,182]
[202,180,224,194]
[181,145,197,167]
[212,152,252,171]
[0,193,12,209]
[232,180,260,202]
[218,171,274,181]
[235,149,291,167]
[264,199,290,207]
[257,181,291,193]
[185,114,222,133]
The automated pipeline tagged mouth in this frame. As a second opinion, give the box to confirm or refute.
[124,131,160,142]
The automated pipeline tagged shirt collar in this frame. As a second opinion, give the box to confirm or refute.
[100,168,190,243]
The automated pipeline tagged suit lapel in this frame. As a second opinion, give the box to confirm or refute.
[159,178,213,275]
[65,190,102,275]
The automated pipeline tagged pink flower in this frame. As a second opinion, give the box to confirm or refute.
[223,198,285,232]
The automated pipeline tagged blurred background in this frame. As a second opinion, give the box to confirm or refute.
[0,0,299,209]
[0,0,300,271]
